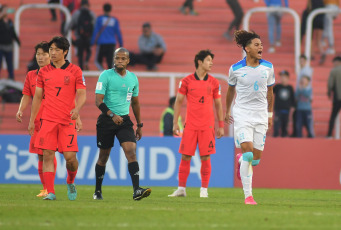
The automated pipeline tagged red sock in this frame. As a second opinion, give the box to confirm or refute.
[201,159,211,188]
[53,156,57,176]
[38,160,46,190]
[67,169,77,184]
[178,159,190,187]
[44,172,55,194]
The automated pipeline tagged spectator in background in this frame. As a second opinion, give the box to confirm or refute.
[301,0,325,64]
[91,3,123,71]
[160,96,183,136]
[67,0,96,70]
[321,0,339,56]
[264,0,288,53]
[48,0,60,21]
[296,76,314,138]
[326,56,341,138]
[0,5,20,80]
[273,70,295,137]
[223,0,244,40]
[179,0,198,16]
[129,22,166,71]
[61,0,80,35]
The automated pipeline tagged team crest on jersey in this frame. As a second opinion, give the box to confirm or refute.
[64,76,70,85]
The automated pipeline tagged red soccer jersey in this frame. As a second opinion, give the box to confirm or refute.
[22,69,44,127]
[178,73,221,130]
[37,61,86,125]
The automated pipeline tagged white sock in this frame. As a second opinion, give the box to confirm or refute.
[240,160,253,199]
[178,186,186,191]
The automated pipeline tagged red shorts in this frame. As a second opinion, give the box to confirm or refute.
[35,120,78,152]
[29,129,43,155]
[179,128,216,156]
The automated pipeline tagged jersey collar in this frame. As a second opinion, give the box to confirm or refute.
[194,72,208,81]
[51,60,70,69]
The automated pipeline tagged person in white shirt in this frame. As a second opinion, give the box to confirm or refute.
[225,30,275,205]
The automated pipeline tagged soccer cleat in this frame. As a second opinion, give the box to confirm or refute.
[245,196,257,205]
[236,153,242,180]
[36,189,48,197]
[200,188,208,198]
[67,183,77,201]
[168,188,186,197]
[43,193,56,200]
[93,190,103,200]
[133,187,151,201]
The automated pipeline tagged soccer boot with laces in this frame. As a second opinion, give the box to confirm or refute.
[36,189,48,197]
[133,187,152,201]
[67,183,77,201]
[168,188,186,197]
[200,188,208,198]
[245,196,257,205]
[43,193,56,200]
[93,190,103,200]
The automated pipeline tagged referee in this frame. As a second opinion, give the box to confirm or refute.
[94,47,151,201]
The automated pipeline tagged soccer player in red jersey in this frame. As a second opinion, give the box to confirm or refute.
[28,36,86,201]
[168,50,224,198]
[16,42,57,197]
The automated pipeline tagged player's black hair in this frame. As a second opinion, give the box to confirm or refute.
[234,30,260,51]
[332,56,341,62]
[169,96,176,107]
[48,36,70,58]
[103,3,112,13]
[114,47,130,57]
[300,54,307,60]
[34,41,49,54]
[194,49,214,69]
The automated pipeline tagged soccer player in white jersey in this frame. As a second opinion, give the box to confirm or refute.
[225,30,275,205]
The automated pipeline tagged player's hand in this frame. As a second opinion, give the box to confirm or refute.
[216,127,224,139]
[173,123,180,136]
[70,108,79,120]
[112,114,123,125]
[136,127,142,141]
[268,117,273,130]
[28,122,35,136]
[16,110,23,123]
[224,113,234,125]
[76,117,82,132]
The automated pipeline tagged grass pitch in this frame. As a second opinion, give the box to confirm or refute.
[0,184,340,230]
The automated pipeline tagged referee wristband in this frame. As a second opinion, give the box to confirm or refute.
[219,121,224,128]
[268,112,273,118]
[99,103,110,115]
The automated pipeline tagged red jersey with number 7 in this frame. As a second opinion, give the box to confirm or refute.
[37,61,86,125]
[178,73,221,130]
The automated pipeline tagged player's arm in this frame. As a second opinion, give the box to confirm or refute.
[28,87,43,136]
[225,85,236,124]
[214,97,224,139]
[131,96,142,141]
[267,85,274,129]
[16,95,31,123]
[71,88,86,120]
[173,93,185,136]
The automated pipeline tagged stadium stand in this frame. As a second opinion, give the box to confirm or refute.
[0,0,340,137]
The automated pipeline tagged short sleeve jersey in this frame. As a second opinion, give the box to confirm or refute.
[228,57,275,123]
[37,61,86,124]
[22,69,45,126]
[95,69,139,116]
[178,73,221,130]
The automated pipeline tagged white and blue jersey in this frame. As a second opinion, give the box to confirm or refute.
[228,57,275,124]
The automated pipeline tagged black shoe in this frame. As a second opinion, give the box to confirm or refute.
[133,187,151,201]
[93,190,103,200]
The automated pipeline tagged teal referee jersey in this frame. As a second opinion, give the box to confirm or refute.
[95,69,139,116]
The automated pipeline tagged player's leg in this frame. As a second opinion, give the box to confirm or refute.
[240,142,256,205]
[63,151,78,201]
[42,149,57,200]
[94,148,111,199]
[169,129,197,197]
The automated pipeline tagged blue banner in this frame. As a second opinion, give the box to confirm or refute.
[0,135,235,187]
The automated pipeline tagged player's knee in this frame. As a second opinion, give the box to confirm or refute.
[252,159,260,166]
[124,149,136,162]
[242,152,253,162]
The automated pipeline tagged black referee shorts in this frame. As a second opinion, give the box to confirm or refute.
[96,114,136,149]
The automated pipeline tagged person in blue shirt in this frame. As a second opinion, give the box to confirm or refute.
[91,3,123,71]
[295,75,315,138]
[264,0,288,53]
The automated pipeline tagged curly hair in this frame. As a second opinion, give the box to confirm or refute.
[234,30,260,50]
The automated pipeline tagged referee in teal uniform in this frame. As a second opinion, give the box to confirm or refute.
[94,47,151,201]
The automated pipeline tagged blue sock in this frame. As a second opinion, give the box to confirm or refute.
[242,152,253,162]
[252,159,260,166]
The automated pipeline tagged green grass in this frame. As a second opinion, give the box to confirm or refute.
[0,185,340,230]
